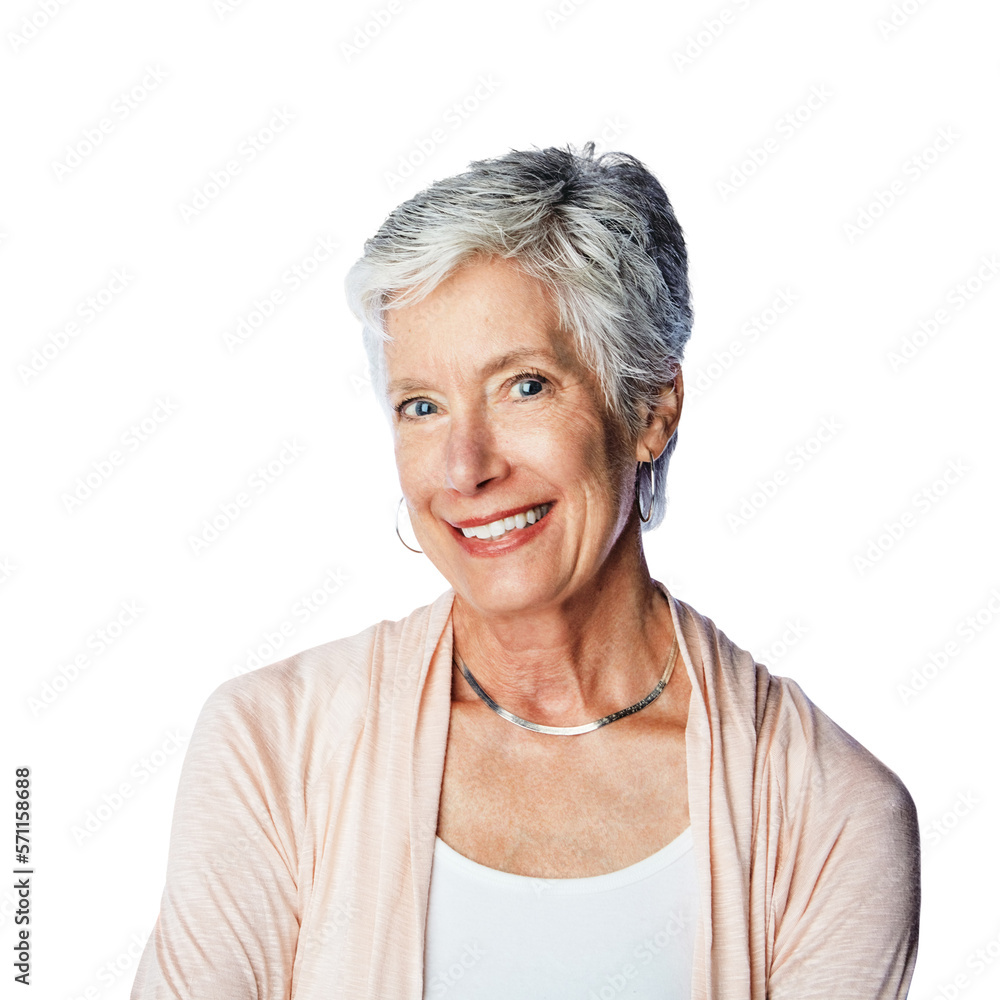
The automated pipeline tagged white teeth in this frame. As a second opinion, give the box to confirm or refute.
[460,503,551,539]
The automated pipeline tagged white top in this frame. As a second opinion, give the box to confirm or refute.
[423,827,699,999]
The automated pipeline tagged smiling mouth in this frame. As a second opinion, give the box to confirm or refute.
[455,503,553,540]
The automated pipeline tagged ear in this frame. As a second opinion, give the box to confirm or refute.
[635,368,684,464]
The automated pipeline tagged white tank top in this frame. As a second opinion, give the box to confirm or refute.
[423,827,699,999]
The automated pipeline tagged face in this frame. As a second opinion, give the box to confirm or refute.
[383,255,645,617]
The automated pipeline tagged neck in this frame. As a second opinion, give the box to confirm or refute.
[450,523,675,727]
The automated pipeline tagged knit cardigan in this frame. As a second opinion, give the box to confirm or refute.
[131,580,920,998]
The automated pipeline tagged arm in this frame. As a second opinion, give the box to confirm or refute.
[131,679,301,999]
[765,683,920,999]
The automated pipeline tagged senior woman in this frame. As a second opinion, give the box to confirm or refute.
[132,143,919,999]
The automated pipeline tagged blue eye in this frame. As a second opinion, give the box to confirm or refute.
[395,371,548,419]
[400,399,437,418]
[510,371,548,399]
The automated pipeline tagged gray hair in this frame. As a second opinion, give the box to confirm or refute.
[344,141,693,531]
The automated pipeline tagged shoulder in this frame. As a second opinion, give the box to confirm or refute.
[667,586,919,978]
[668,587,917,843]
[757,670,917,834]
[756,673,920,991]
[187,590,454,785]
[201,620,375,737]
[756,664,909,803]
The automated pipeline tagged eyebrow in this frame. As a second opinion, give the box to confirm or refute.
[386,348,567,398]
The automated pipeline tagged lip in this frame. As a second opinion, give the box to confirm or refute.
[446,501,554,530]
[447,502,555,558]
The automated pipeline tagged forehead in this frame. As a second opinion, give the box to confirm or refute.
[383,257,580,387]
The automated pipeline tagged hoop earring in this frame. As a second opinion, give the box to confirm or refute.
[637,448,656,523]
[395,496,423,553]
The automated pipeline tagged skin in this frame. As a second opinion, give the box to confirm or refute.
[383,254,691,877]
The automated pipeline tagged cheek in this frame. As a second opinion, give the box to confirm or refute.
[598,414,637,502]
[395,432,445,504]
[394,437,425,491]
[573,416,629,500]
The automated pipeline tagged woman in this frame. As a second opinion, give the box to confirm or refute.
[132,143,920,999]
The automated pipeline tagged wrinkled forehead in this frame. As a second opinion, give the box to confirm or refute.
[381,257,583,375]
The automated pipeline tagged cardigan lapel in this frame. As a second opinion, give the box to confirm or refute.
[659,580,759,999]
[406,589,458,993]
[393,582,761,999]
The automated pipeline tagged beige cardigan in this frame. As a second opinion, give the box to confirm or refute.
[131,581,920,998]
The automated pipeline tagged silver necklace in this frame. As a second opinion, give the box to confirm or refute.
[453,634,679,736]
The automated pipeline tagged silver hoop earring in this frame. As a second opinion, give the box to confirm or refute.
[395,496,423,553]
[637,448,656,523]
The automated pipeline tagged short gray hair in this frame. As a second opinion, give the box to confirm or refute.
[344,141,693,531]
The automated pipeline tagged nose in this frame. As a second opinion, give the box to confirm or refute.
[445,407,510,495]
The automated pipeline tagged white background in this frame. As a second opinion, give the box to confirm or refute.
[2,0,998,996]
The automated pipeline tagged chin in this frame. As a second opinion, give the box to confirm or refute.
[455,572,557,616]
